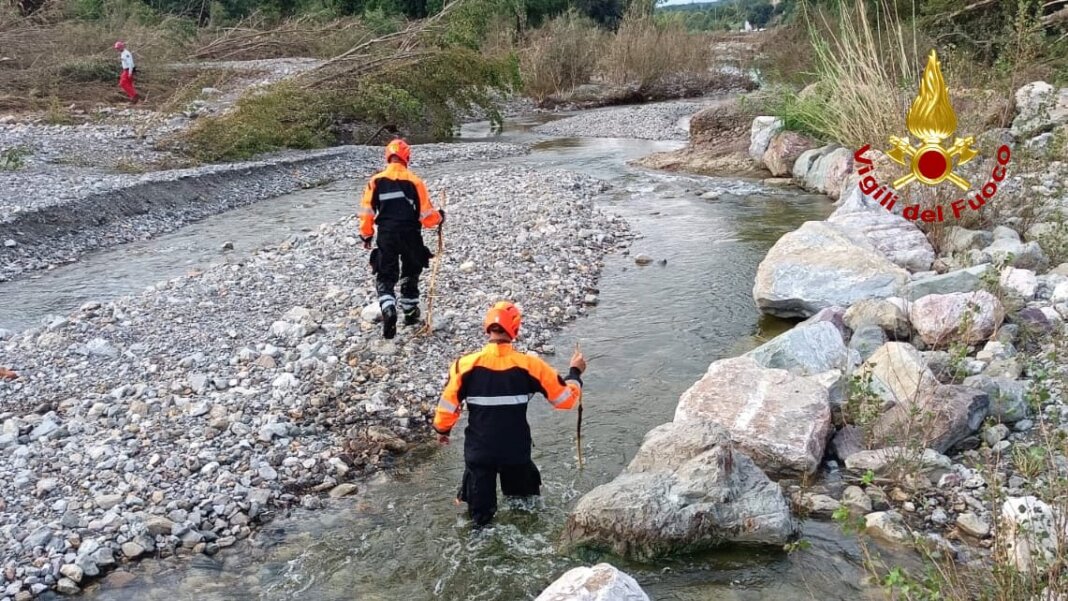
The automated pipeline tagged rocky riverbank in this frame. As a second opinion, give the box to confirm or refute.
[556,82,1068,598]
[533,101,704,141]
[0,165,631,599]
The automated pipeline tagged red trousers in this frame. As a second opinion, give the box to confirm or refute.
[119,70,138,100]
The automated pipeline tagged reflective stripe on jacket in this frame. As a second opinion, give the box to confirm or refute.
[359,162,441,238]
[434,342,582,464]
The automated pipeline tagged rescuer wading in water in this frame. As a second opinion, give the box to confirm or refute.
[433,301,586,526]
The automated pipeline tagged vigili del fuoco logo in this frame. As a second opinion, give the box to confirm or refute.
[854,49,1012,222]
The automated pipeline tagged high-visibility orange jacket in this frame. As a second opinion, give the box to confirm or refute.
[359,162,442,239]
[434,342,582,464]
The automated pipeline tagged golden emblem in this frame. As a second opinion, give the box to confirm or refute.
[888,50,977,191]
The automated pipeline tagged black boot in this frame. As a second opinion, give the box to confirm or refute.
[382,305,397,339]
[403,306,421,326]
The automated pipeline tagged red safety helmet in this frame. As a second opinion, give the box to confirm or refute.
[484,301,521,340]
[113,41,126,50]
[385,138,411,165]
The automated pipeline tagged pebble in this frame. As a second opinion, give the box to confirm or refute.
[956,512,991,538]
[634,254,653,265]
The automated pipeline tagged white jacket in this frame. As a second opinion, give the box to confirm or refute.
[120,49,135,72]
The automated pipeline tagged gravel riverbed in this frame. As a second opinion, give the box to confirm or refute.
[0,143,527,283]
[0,165,631,599]
[532,101,707,141]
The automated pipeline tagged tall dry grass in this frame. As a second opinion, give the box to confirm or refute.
[776,0,922,148]
[519,12,606,102]
[599,10,712,88]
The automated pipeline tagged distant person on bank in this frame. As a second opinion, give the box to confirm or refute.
[114,41,141,103]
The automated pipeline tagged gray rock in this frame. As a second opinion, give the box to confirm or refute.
[56,578,80,595]
[842,485,873,514]
[941,226,994,254]
[95,494,122,510]
[565,420,798,559]
[956,512,990,538]
[744,321,849,376]
[24,526,53,549]
[829,184,935,272]
[831,425,866,462]
[143,516,175,536]
[863,342,939,407]
[984,237,1049,271]
[674,356,832,477]
[844,299,911,338]
[845,447,951,473]
[850,324,887,362]
[535,563,650,601]
[749,116,784,160]
[799,493,842,519]
[121,542,145,559]
[904,264,993,299]
[865,511,911,544]
[1011,81,1068,138]
[982,423,1011,446]
[83,337,119,359]
[872,385,989,453]
[754,221,909,318]
[1002,495,1057,571]
[962,375,1030,423]
[59,564,83,583]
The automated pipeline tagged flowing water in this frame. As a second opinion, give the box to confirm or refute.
[1,105,900,600]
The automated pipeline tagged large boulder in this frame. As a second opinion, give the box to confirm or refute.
[744,321,849,376]
[564,421,799,559]
[904,265,994,299]
[804,147,854,199]
[535,564,650,601]
[862,342,939,407]
[763,131,817,176]
[844,299,911,339]
[829,185,935,273]
[1012,82,1068,138]
[792,145,834,182]
[871,384,989,453]
[674,356,832,477]
[754,221,909,318]
[909,291,1005,348]
[749,117,784,160]
[962,375,1030,423]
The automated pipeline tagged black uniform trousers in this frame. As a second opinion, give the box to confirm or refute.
[458,461,542,526]
[371,229,431,315]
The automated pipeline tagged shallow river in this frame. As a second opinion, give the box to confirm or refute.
[3,107,895,600]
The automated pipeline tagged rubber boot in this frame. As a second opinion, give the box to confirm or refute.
[382,305,398,340]
[403,307,421,326]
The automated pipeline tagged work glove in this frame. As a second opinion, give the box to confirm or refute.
[360,235,372,250]
[437,208,446,226]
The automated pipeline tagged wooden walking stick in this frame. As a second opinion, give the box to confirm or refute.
[575,342,584,469]
[421,191,447,336]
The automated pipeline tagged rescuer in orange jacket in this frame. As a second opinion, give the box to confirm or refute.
[433,301,586,526]
[358,139,444,339]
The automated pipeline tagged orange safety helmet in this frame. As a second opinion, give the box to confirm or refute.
[384,138,411,165]
[484,301,521,340]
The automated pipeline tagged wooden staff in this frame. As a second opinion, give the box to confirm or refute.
[575,341,584,469]
[421,191,447,336]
